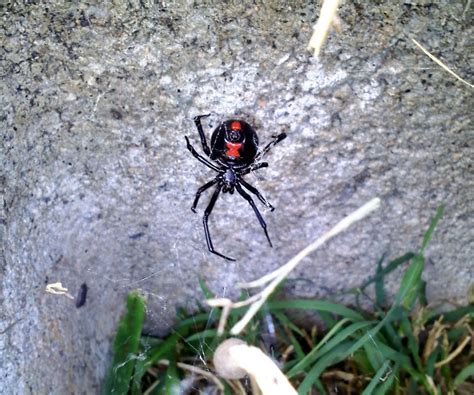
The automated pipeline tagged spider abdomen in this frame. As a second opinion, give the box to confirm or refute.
[210,119,259,168]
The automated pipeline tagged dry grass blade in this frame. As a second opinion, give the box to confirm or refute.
[422,316,446,363]
[412,38,474,88]
[240,197,381,290]
[155,359,225,391]
[425,374,438,394]
[205,197,381,335]
[281,345,295,363]
[321,370,363,382]
[434,335,472,368]
[308,0,341,57]
[226,378,247,395]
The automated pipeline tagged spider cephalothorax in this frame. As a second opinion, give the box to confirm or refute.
[185,114,286,261]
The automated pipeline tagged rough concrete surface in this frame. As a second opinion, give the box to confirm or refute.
[1,0,473,393]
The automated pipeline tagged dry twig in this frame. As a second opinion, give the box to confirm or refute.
[308,0,341,57]
[147,359,225,392]
[207,198,381,335]
[412,38,473,88]
[45,282,74,300]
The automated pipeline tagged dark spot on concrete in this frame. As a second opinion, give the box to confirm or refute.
[110,108,122,119]
[354,169,370,185]
[79,15,90,27]
[53,255,63,265]
[75,283,88,308]
[129,232,145,239]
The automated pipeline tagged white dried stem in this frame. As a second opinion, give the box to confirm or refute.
[308,0,341,57]
[214,338,297,395]
[206,198,381,336]
[45,282,74,300]
[155,359,225,391]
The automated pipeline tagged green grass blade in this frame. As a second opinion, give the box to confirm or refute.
[273,311,306,360]
[418,279,428,306]
[140,336,163,348]
[333,304,403,377]
[297,341,355,394]
[174,312,216,330]
[400,315,422,370]
[353,349,373,375]
[421,205,444,253]
[103,290,146,395]
[375,255,386,308]
[288,320,374,378]
[223,381,233,395]
[267,300,364,321]
[316,321,376,360]
[374,362,400,395]
[364,341,384,372]
[394,253,424,309]
[164,357,181,395]
[407,377,418,394]
[132,330,186,390]
[381,252,416,276]
[319,310,338,327]
[272,310,305,337]
[447,326,469,342]
[314,378,327,394]
[184,328,218,343]
[425,344,440,377]
[440,305,474,323]
[198,277,215,299]
[286,329,306,361]
[286,318,349,376]
[454,363,474,387]
[359,252,415,291]
[380,320,403,350]
[362,360,392,395]
[183,333,219,359]
[368,341,412,369]
[143,332,182,367]
[147,371,166,395]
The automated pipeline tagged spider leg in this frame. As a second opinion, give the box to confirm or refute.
[239,178,274,211]
[203,184,236,261]
[191,178,218,213]
[240,162,268,176]
[193,114,211,156]
[255,132,287,161]
[235,184,273,247]
[185,136,221,172]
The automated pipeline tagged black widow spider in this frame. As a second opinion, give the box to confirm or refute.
[185,114,286,261]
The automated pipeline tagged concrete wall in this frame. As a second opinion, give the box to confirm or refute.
[1,1,472,392]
